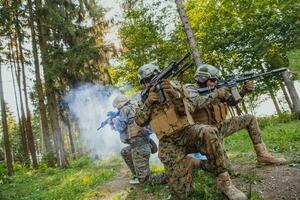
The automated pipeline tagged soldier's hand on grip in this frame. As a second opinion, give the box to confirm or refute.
[147,89,160,105]
[216,88,226,98]
[242,80,254,93]
[161,79,176,97]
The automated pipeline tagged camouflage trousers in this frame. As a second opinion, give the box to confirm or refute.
[159,124,228,198]
[121,137,167,184]
[219,114,262,145]
[198,114,263,173]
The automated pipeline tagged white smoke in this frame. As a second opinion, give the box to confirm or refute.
[64,83,124,159]
[63,83,161,163]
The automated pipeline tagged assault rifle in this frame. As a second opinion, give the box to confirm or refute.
[97,111,120,131]
[141,52,194,102]
[194,67,288,102]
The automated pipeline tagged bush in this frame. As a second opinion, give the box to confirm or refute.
[257,113,297,129]
[0,161,12,184]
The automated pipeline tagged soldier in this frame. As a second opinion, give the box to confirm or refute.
[135,63,247,200]
[111,95,164,185]
[186,64,286,166]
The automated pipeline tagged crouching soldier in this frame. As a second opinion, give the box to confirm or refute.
[186,64,286,166]
[111,95,165,185]
[135,63,247,200]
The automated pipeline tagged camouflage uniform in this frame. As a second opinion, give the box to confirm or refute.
[113,100,165,184]
[186,84,262,145]
[186,78,286,166]
[135,82,229,198]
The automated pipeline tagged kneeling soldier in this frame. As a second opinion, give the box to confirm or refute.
[135,64,247,200]
[112,95,165,185]
[186,64,286,166]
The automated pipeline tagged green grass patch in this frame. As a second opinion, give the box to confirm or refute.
[225,117,300,163]
[0,156,122,200]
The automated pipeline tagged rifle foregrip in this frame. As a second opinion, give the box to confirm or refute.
[231,87,242,102]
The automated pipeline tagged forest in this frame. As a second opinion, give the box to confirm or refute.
[0,0,299,199]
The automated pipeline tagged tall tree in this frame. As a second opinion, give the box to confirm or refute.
[34,0,55,167]
[12,33,30,165]
[0,61,14,176]
[175,0,201,67]
[15,13,38,168]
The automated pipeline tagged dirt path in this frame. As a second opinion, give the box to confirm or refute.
[94,163,300,200]
[232,163,300,200]
[94,165,132,200]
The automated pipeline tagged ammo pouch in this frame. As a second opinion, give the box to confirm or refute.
[127,122,142,139]
[193,101,227,126]
[150,103,190,140]
[210,102,227,124]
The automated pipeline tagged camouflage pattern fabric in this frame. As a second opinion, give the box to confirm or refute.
[186,84,262,146]
[130,136,151,183]
[122,136,167,184]
[218,114,262,145]
[135,81,229,198]
[120,145,136,176]
[158,124,228,198]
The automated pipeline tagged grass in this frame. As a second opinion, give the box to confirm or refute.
[0,115,299,200]
[0,156,123,200]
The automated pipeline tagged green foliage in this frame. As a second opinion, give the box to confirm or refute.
[112,1,188,90]
[184,0,300,95]
[0,161,13,184]
[113,0,299,97]
[287,49,300,79]
[257,112,297,129]
[0,157,122,200]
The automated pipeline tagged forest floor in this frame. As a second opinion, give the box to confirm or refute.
[1,115,299,200]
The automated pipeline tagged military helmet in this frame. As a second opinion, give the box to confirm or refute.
[137,63,160,84]
[195,64,220,83]
[113,95,129,109]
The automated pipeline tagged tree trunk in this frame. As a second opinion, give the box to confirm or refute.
[47,90,69,167]
[35,0,55,167]
[8,42,23,153]
[13,34,30,165]
[280,82,293,111]
[0,62,14,176]
[65,116,76,159]
[175,0,202,67]
[282,71,300,117]
[16,20,38,168]
[269,89,282,115]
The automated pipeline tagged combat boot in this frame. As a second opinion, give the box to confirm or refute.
[254,143,286,165]
[216,172,247,200]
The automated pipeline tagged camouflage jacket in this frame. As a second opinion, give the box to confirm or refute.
[184,83,241,112]
[113,101,151,143]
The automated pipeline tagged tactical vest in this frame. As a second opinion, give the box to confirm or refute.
[126,104,145,139]
[150,101,190,140]
[193,99,228,127]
